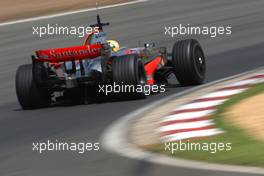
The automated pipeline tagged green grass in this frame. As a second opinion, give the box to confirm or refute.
[150,83,264,167]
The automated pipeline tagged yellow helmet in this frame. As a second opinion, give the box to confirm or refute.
[107,40,120,52]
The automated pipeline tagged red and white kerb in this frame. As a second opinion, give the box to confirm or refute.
[158,74,264,142]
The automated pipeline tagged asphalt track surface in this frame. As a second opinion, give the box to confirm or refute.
[0,0,264,175]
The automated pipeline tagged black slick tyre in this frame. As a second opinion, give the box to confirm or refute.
[16,64,50,109]
[171,39,206,86]
[112,54,147,97]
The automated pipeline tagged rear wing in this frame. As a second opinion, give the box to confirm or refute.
[34,43,102,62]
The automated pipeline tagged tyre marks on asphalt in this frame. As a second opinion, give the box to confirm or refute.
[159,74,264,142]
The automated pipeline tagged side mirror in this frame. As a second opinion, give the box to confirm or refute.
[144,43,155,48]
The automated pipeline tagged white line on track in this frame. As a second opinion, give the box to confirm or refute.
[162,109,215,122]
[174,99,226,110]
[159,119,214,132]
[0,0,148,27]
[161,128,223,142]
[228,78,262,86]
[200,89,246,99]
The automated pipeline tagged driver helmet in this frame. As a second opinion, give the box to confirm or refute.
[107,40,120,52]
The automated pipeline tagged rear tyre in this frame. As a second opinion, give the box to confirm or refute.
[171,39,206,86]
[16,64,50,109]
[112,54,147,97]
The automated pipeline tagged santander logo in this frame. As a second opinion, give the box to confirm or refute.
[49,45,100,59]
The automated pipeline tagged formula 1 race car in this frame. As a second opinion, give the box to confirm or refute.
[15,14,206,109]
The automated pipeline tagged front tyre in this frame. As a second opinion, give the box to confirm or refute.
[171,39,206,86]
[16,64,50,109]
[112,54,147,97]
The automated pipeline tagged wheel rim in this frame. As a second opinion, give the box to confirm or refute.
[194,47,206,77]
